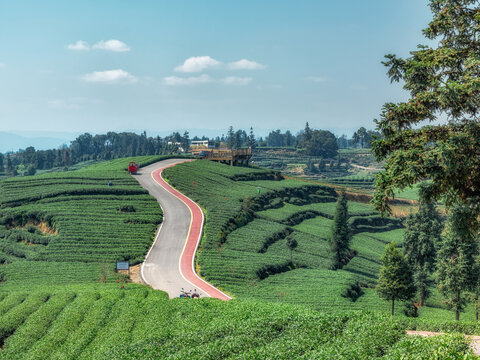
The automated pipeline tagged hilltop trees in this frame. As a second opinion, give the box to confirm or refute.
[403,184,443,306]
[377,242,416,315]
[352,127,380,148]
[371,0,480,229]
[331,191,351,269]
[182,131,190,152]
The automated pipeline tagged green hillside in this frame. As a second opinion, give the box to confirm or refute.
[0,286,474,359]
[0,157,477,359]
[0,156,177,288]
[164,161,404,310]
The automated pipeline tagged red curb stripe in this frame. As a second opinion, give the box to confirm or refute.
[151,162,231,301]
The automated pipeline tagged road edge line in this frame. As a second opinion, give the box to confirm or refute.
[155,164,232,300]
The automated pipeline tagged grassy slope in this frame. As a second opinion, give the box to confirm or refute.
[0,285,474,360]
[163,161,400,311]
[164,160,480,323]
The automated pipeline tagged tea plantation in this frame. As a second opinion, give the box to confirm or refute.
[0,157,476,358]
[0,155,180,288]
[163,160,469,319]
[0,285,475,359]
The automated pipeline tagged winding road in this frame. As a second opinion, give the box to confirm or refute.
[133,159,231,301]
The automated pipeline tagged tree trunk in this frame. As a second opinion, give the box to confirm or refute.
[476,287,479,322]
[391,297,395,316]
[420,287,425,307]
[456,290,460,321]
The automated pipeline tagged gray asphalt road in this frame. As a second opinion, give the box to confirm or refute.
[133,158,207,299]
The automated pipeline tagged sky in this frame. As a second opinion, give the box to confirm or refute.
[0,0,434,138]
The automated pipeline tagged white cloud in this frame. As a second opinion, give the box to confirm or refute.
[0,63,4,68]
[164,74,214,86]
[174,56,220,73]
[67,40,90,51]
[82,69,137,83]
[164,75,252,86]
[228,59,266,70]
[308,76,327,83]
[221,76,252,86]
[93,39,131,52]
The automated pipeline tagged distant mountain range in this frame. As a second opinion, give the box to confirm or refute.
[0,132,73,153]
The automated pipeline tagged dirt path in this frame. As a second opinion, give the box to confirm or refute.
[350,163,383,172]
[407,330,480,355]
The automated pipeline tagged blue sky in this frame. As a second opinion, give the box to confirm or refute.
[0,0,433,137]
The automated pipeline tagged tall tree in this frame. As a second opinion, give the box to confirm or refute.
[403,183,443,306]
[247,127,257,149]
[226,126,235,150]
[436,204,479,321]
[376,242,416,316]
[182,131,190,153]
[303,122,312,145]
[331,191,350,269]
[352,127,370,148]
[371,0,480,225]
[0,153,4,173]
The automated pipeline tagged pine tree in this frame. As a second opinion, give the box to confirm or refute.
[302,122,312,147]
[403,183,443,306]
[436,204,479,321]
[331,191,350,269]
[372,0,480,224]
[247,127,257,149]
[226,126,235,150]
[376,242,416,315]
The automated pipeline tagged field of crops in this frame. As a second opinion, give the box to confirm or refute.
[164,161,407,310]
[0,285,474,360]
[0,155,180,286]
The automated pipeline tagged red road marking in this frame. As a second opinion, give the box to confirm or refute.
[151,162,231,301]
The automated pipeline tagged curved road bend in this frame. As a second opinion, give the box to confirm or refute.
[133,159,231,301]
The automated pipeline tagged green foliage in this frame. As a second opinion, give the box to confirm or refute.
[331,191,351,269]
[436,204,478,321]
[304,129,338,158]
[376,242,416,315]
[0,286,466,359]
[385,333,476,360]
[404,187,443,305]
[372,0,480,218]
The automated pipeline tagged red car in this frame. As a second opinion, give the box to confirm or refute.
[128,162,139,174]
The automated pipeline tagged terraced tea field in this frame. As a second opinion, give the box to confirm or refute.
[0,286,474,359]
[0,155,180,287]
[164,161,406,310]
